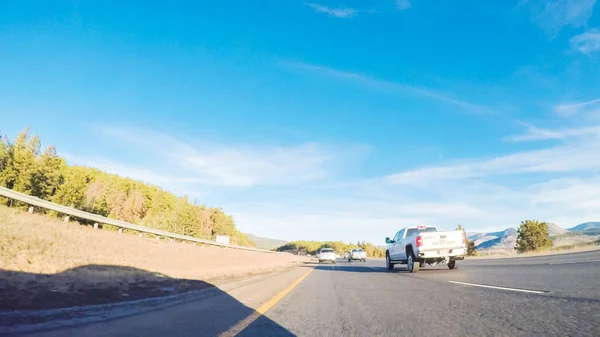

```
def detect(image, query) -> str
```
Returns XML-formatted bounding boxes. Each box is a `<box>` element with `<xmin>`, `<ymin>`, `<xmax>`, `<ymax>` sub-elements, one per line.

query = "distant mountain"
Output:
<box><xmin>547</xmin><ymin>223</ymin><xmax>568</xmax><ymax>236</ymax></box>
<box><xmin>569</xmin><ymin>222</ymin><xmax>600</xmax><ymax>232</ymax></box>
<box><xmin>476</xmin><ymin>234</ymin><xmax>518</xmax><ymax>250</ymax></box>
<box><xmin>246</xmin><ymin>234</ymin><xmax>287</xmax><ymax>251</ymax></box>
<box><xmin>471</xmin><ymin>224</ymin><xmax>569</xmax><ymax>251</ymax></box>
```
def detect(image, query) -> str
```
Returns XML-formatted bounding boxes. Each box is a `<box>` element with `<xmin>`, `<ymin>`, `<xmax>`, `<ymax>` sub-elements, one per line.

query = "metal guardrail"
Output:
<box><xmin>0</xmin><ymin>186</ymin><xmax>276</xmax><ymax>254</ymax></box>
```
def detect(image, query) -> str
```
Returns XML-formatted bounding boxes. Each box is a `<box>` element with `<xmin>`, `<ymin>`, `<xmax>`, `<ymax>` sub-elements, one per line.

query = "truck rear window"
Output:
<box><xmin>406</xmin><ymin>227</ymin><xmax>438</xmax><ymax>237</ymax></box>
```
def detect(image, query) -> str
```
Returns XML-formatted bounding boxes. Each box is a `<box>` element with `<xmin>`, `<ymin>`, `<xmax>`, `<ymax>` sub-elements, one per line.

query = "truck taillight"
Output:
<box><xmin>416</xmin><ymin>235</ymin><xmax>423</xmax><ymax>247</ymax></box>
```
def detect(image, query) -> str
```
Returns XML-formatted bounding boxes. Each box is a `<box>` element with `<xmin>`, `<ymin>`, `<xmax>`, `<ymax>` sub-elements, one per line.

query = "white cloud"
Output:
<box><xmin>507</xmin><ymin>124</ymin><xmax>600</xmax><ymax>141</ymax></box>
<box><xmin>85</xmin><ymin>126</ymin><xmax>347</xmax><ymax>188</ymax></box>
<box><xmin>570</xmin><ymin>29</ymin><xmax>600</xmax><ymax>54</ymax></box>
<box><xmin>521</xmin><ymin>0</ymin><xmax>597</xmax><ymax>34</ymax></box>
<box><xmin>61</xmin><ymin>123</ymin><xmax>600</xmax><ymax>244</ymax></box>
<box><xmin>553</xmin><ymin>97</ymin><xmax>600</xmax><ymax>117</ymax></box>
<box><xmin>396</xmin><ymin>0</ymin><xmax>412</xmax><ymax>10</ymax></box>
<box><xmin>279</xmin><ymin>61</ymin><xmax>490</xmax><ymax>113</ymax></box>
<box><xmin>387</xmin><ymin>136</ymin><xmax>600</xmax><ymax>184</ymax></box>
<box><xmin>305</xmin><ymin>3</ymin><xmax>359</xmax><ymax>18</ymax></box>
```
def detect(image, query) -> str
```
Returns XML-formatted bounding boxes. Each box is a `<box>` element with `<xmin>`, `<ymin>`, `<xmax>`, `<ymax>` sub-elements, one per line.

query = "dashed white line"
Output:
<box><xmin>448</xmin><ymin>281</ymin><xmax>546</xmax><ymax>294</ymax></box>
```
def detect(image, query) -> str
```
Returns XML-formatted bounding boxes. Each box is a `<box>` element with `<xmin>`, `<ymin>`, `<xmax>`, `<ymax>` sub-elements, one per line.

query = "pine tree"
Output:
<box><xmin>515</xmin><ymin>220</ymin><xmax>553</xmax><ymax>253</ymax></box>
<box><xmin>36</xmin><ymin>145</ymin><xmax>65</xmax><ymax>199</ymax></box>
<box><xmin>10</xmin><ymin>128</ymin><xmax>40</xmax><ymax>196</ymax></box>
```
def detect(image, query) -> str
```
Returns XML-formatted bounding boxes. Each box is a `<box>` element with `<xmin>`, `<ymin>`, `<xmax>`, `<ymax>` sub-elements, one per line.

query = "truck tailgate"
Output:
<box><xmin>420</xmin><ymin>230</ymin><xmax>464</xmax><ymax>250</ymax></box>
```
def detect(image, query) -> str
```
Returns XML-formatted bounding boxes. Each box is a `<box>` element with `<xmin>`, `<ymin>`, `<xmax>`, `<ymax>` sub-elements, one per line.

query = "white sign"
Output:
<box><xmin>216</xmin><ymin>235</ymin><xmax>230</xmax><ymax>245</ymax></box>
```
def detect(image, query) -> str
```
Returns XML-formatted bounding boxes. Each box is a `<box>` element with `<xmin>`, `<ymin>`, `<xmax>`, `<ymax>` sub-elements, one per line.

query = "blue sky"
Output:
<box><xmin>1</xmin><ymin>0</ymin><xmax>600</xmax><ymax>244</ymax></box>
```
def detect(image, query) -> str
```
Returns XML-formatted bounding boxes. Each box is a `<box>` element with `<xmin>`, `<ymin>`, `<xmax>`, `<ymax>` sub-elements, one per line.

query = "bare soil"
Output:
<box><xmin>0</xmin><ymin>206</ymin><xmax>305</xmax><ymax>310</ymax></box>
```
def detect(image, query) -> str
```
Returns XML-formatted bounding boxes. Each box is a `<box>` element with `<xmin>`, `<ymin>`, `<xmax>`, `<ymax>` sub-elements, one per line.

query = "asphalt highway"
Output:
<box><xmin>17</xmin><ymin>250</ymin><xmax>600</xmax><ymax>337</ymax></box>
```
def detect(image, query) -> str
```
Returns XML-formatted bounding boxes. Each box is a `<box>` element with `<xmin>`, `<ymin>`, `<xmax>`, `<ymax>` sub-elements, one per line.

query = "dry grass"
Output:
<box><xmin>0</xmin><ymin>205</ymin><xmax>305</xmax><ymax>310</ymax></box>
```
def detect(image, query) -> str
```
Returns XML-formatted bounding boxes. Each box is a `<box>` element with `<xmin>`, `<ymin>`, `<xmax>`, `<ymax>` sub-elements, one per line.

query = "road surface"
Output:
<box><xmin>14</xmin><ymin>250</ymin><xmax>600</xmax><ymax>337</ymax></box>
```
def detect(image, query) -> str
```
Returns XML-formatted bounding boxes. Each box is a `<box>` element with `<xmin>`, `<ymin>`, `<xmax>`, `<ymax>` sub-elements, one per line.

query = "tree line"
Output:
<box><xmin>0</xmin><ymin>128</ymin><xmax>255</xmax><ymax>247</ymax></box>
<box><xmin>276</xmin><ymin>240</ymin><xmax>387</xmax><ymax>258</ymax></box>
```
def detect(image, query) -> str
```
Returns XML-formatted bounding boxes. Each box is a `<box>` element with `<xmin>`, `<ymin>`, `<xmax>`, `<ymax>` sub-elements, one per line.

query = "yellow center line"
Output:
<box><xmin>218</xmin><ymin>268</ymin><xmax>314</xmax><ymax>337</ymax></box>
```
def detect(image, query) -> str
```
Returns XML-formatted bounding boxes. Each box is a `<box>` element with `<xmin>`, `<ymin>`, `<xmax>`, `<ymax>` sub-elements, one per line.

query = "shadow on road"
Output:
<box><xmin>306</xmin><ymin>261</ymin><xmax>456</xmax><ymax>274</ymax></box>
<box><xmin>0</xmin><ymin>265</ymin><xmax>295</xmax><ymax>336</ymax></box>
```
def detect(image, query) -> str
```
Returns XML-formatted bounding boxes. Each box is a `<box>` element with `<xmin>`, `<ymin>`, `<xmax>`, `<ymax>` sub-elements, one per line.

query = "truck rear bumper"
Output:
<box><xmin>417</xmin><ymin>248</ymin><xmax>465</xmax><ymax>259</ymax></box>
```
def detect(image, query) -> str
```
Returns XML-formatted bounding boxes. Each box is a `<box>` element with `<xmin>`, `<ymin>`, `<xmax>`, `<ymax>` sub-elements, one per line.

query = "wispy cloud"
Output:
<box><xmin>570</xmin><ymin>29</ymin><xmax>600</xmax><ymax>54</ymax></box>
<box><xmin>84</xmin><ymin>126</ymin><xmax>349</xmax><ymax>188</ymax></box>
<box><xmin>87</xmin><ymin>127</ymin><xmax>364</xmax><ymax>190</ymax></box>
<box><xmin>395</xmin><ymin>0</ymin><xmax>412</xmax><ymax>10</ymax></box>
<box><xmin>553</xmin><ymin>97</ymin><xmax>600</xmax><ymax>117</ymax></box>
<box><xmin>387</xmin><ymin>137</ymin><xmax>600</xmax><ymax>184</ymax></box>
<box><xmin>507</xmin><ymin>124</ymin><xmax>600</xmax><ymax>141</ymax></box>
<box><xmin>61</xmin><ymin>124</ymin><xmax>600</xmax><ymax>243</ymax></box>
<box><xmin>520</xmin><ymin>0</ymin><xmax>597</xmax><ymax>34</ymax></box>
<box><xmin>305</xmin><ymin>3</ymin><xmax>359</xmax><ymax>18</ymax></box>
<box><xmin>279</xmin><ymin>61</ymin><xmax>490</xmax><ymax>113</ymax></box>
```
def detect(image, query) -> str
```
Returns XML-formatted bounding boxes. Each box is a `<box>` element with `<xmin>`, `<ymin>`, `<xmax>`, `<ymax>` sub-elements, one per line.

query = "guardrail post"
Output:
<box><xmin>93</xmin><ymin>223</ymin><xmax>99</xmax><ymax>229</ymax></box>
<box><xmin>156</xmin><ymin>236</ymin><xmax>160</xmax><ymax>240</ymax></box>
<box><xmin>170</xmin><ymin>238</ymin><xmax>174</xmax><ymax>243</ymax></box>
<box><xmin>28</xmin><ymin>206</ymin><xmax>34</xmax><ymax>213</ymax></box>
<box><xmin>118</xmin><ymin>228</ymin><xmax>123</xmax><ymax>234</ymax></box>
<box><xmin>64</xmin><ymin>216</ymin><xmax>69</xmax><ymax>223</ymax></box>
<box><xmin>193</xmin><ymin>243</ymin><xmax>196</xmax><ymax>246</ymax></box>
<box><xmin>138</xmin><ymin>233</ymin><xmax>143</xmax><ymax>238</ymax></box>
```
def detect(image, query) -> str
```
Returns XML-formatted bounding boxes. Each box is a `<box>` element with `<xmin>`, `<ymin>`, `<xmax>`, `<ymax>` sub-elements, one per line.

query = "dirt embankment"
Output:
<box><xmin>0</xmin><ymin>206</ymin><xmax>306</xmax><ymax>310</ymax></box>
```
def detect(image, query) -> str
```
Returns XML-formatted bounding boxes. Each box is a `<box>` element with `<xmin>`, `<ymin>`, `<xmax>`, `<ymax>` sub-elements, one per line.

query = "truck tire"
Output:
<box><xmin>386</xmin><ymin>252</ymin><xmax>395</xmax><ymax>271</ymax></box>
<box><xmin>448</xmin><ymin>259</ymin><xmax>458</xmax><ymax>270</ymax></box>
<box><xmin>407</xmin><ymin>252</ymin><xmax>420</xmax><ymax>273</ymax></box>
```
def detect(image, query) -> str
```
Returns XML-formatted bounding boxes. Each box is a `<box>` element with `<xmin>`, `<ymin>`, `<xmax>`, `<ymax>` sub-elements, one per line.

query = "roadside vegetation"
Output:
<box><xmin>0</xmin><ymin>127</ymin><xmax>253</xmax><ymax>246</ymax></box>
<box><xmin>456</xmin><ymin>225</ymin><xmax>477</xmax><ymax>256</ymax></box>
<box><xmin>515</xmin><ymin>220</ymin><xmax>553</xmax><ymax>253</ymax></box>
<box><xmin>276</xmin><ymin>240</ymin><xmax>386</xmax><ymax>258</ymax></box>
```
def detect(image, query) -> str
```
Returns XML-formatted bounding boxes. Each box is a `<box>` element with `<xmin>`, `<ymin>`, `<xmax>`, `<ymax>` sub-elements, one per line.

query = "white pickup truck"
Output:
<box><xmin>348</xmin><ymin>248</ymin><xmax>367</xmax><ymax>262</ymax></box>
<box><xmin>385</xmin><ymin>225</ymin><xmax>466</xmax><ymax>273</ymax></box>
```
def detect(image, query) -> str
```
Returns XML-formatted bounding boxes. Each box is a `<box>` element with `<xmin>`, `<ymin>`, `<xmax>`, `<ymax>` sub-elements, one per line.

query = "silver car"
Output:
<box><xmin>318</xmin><ymin>248</ymin><xmax>337</xmax><ymax>264</ymax></box>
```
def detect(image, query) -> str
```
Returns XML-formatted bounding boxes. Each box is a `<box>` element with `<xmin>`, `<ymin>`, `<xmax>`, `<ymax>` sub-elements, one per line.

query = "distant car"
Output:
<box><xmin>318</xmin><ymin>248</ymin><xmax>336</xmax><ymax>264</ymax></box>
<box><xmin>348</xmin><ymin>248</ymin><xmax>367</xmax><ymax>262</ymax></box>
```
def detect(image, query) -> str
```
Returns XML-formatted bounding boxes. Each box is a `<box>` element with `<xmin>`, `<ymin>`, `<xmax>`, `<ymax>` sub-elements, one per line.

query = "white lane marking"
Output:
<box><xmin>546</xmin><ymin>259</ymin><xmax>600</xmax><ymax>265</ymax></box>
<box><xmin>448</xmin><ymin>281</ymin><xmax>546</xmax><ymax>294</ymax></box>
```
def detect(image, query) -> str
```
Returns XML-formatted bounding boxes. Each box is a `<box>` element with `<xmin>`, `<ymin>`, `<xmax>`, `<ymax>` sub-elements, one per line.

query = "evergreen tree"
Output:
<box><xmin>515</xmin><ymin>220</ymin><xmax>553</xmax><ymax>253</ymax></box>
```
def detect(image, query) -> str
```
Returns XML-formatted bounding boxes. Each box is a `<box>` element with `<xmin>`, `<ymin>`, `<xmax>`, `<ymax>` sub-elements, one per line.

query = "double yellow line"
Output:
<box><xmin>219</xmin><ymin>268</ymin><xmax>314</xmax><ymax>337</ymax></box>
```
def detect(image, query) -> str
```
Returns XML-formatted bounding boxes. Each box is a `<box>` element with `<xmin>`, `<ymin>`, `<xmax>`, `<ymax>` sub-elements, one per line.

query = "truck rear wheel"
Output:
<box><xmin>448</xmin><ymin>260</ymin><xmax>458</xmax><ymax>270</ymax></box>
<box><xmin>407</xmin><ymin>253</ymin><xmax>420</xmax><ymax>273</ymax></box>
<box><xmin>386</xmin><ymin>253</ymin><xmax>395</xmax><ymax>271</ymax></box>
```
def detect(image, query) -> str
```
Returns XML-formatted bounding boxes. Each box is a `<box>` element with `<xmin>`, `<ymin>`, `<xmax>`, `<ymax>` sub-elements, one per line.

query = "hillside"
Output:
<box><xmin>0</xmin><ymin>128</ymin><xmax>254</xmax><ymax>247</ymax></box>
<box><xmin>246</xmin><ymin>234</ymin><xmax>287</xmax><ymax>251</ymax></box>
<box><xmin>0</xmin><ymin>205</ymin><xmax>305</xmax><ymax>310</ymax></box>
<box><xmin>569</xmin><ymin>222</ymin><xmax>600</xmax><ymax>232</ymax></box>
<box><xmin>473</xmin><ymin>222</ymin><xmax>598</xmax><ymax>251</ymax></box>
<box><xmin>547</xmin><ymin>223</ymin><xmax>568</xmax><ymax>236</ymax></box>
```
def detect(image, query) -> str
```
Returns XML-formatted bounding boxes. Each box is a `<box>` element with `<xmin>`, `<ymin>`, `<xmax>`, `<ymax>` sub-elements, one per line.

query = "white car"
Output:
<box><xmin>318</xmin><ymin>248</ymin><xmax>337</xmax><ymax>264</ymax></box>
<box><xmin>348</xmin><ymin>248</ymin><xmax>367</xmax><ymax>262</ymax></box>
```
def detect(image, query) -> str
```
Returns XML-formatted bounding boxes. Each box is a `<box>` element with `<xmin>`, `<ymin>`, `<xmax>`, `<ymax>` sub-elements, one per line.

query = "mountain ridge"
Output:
<box><xmin>470</xmin><ymin>221</ymin><xmax>598</xmax><ymax>250</ymax></box>
<box><xmin>245</xmin><ymin>233</ymin><xmax>287</xmax><ymax>251</ymax></box>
